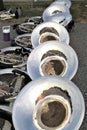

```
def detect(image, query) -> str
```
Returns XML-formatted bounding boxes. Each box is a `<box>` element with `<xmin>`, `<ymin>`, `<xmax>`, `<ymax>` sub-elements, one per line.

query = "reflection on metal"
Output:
<box><xmin>25</xmin><ymin>16</ymin><xmax>43</xmax><ymax>25</ymax></box>
<box><xmin>0</xmin><ymin>105</ymin><xmax>12</xmax><ymax>113</ymax></box>
<box><xmin>31</xmin><ymin>21</ymin><xmax>70</xmax><ymax>48</ymax></box>
<box><xmin>15</xmin><ymin>34</ymin><xmax>33</xmax><ymax>49</ymax></box>
<box><xmin>51</xmin><ymin>0</ymin><xmax>72</xmax><ymax>8</ymax></box>
<box><xmin>42</xmin><ymin>4</ymin><xmax>70</xmax><ymax>22</ymax></box>
<box><xmin>0</xmin><ymin>46</ymin><xmax>30</xmax><ymax>68</ymax></box>
<box><xmin>0</xmin><ymin>68</ymin><xmax>31</xmax><ymax>130</ymax></box>
<box><xmin>44</xmin><ymin>12</ymin><xmax>72</xmax><ymax>27</ymax></box>
<box><xmin>17</xmin><ymin>22</ymin><xmax>35</xmax><ymax>34</ymax></box>
<box><xmin>27</xmin><ymin>41</ymin><xmax>78</xmax><ymax>80</ymax></box>
<box><xmin>12</xmin><ymin>76</ymin><xmax>85</xmax><ymax>130</ymax></box>
<box><xmin>0</xmin><ymin>68</ymin><xmax>31</xmax><ymax>109</ymax></box>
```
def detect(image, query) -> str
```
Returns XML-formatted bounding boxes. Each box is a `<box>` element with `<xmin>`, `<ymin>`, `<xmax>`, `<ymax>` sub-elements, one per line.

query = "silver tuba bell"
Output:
<box><xmin>43</xmin><ymin>12</ymin><xmax>72</xmax><ymax>27</ymax></box>
<box><xmin>31</xmin><ymin>21</ymin><xmax>70</xmax><ymax>48</ymax></box>
<box><xmin>50</xmin><ymin>0</ymin><xmax>72</xmax><ymax>9</ymax></box>
<box><xmin>12</xmin><ymin>76</ymin><xmax>85</xmax><ymax>130</ymax></box>
<box><xmin>42</xmin><ymin>4</ymin><xmax>70</xmax><ymax>22</ymax></box>
<box><xmin>27</xmin><ymin>41</ymin><xmax>78</xmax><ymax>80</ymax></box>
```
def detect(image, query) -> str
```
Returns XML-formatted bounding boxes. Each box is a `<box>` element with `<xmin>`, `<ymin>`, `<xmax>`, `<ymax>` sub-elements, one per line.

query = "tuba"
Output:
<box><xmin>27</xmin><ymin>41</ymin><xmax>78</xmax><ymax>80</ymax></box>
<box><xmin>12</xmin><ymin>1</ymin><xmax>85</xmax><ymax>130</ymax></box>
<box><xmin>43</xmin><ymin>12</ymin><xmax>72</xmax><ymax>27</ymax></box>
<box><xmin>31</xmin><ymin>21</ymin><xmax>70</xmax><ymax>48</ymax></box>
<box><xmin>42</xmin><ymin>4</ymin><xmax>70</xmax><ymax>22</ymax></box>
<box><xmin>12</xmin><ymin>76</ymin><xmax>85</xmax><ymax>130</ymax></box>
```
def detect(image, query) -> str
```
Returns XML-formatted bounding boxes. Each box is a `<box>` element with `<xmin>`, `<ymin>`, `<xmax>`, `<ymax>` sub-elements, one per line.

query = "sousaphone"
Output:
<box><xmin>31</xmin><ymin>21</ymin><xmax>70</xmax><ymax>48</ymax></box>
<box><xmin>43</xmin><ymin>12</ymin><xmax>72</xmax><ymax>27</ymax></box>
<box><xmin>12</xmin><ymin>76</ymin><xmax>85</xmax><ymax>130</ymax></box>
<box><xmin>27</xmin><ymin>41</ymin><xmax>78</xmax><ymax>80</ymax></box>
<box><xmin>42</xmin><ymin>4</ymin><xmax>70</xmax><ymax>22</ymax></box>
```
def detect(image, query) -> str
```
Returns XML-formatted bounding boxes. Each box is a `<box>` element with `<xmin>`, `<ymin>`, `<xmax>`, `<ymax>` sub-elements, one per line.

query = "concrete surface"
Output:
<box><xmin>70</xmin><ymin>23</ymin><xmax>87</xmax><ymax>130</ymax></box>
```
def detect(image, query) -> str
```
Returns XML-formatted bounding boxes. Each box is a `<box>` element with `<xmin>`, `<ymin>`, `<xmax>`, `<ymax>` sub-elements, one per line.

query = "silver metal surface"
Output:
<box><xmin>42</xmin><ymin>4</ymin><xmax>70</xmax><ymax>22</ymax></box>
<box><xmin>31</xmin><ymin>21</ymin><xmax>70</xmax><ymax>48</ymax></box>
<box><xmin>0</xmin><ymin>68</ymin><xmax>28</xmax><ymax>75</ymax></box>
<box><xmin>26</xmin><ymin>16</ymin><xmax>42</xmax><ymax>24</ymax></box>
<box><xmin>44</xmin><ymin>12</ymin><xmax>72</xmax><ymax>27</ymax></box>
<box><xmin>51</xmin><ymin>0</ymin><xmax>72</xmax><ymax>8</ymax></box>
<box><xmin>15</xmin><ymin>33</ymin><xmax>33</xmax><ymax>50</ymax></box>
<box><xmin>0</xmin><ymin>46</ymin><xmax>29</xmax><ymax>68</ymax></box>
<box><xmin>12</xmin><ymin>76</ymin><xmax>85</xmax><ymax>130</ymax></box>
<box><xmin>0</xmin><ymin>68</ymin><xmax>30</xmax><ymax>113</ymax></box>
<box><xmin>27</xmin><ymin>41</ymin><xmax>78</xmax><ymax>80</ymax></box>
<box><xmin>0</xmin><ymin>105</ymin><xmax>12</xmax><ymax>113</ymax></box>
<box><xmin>18</xmin><ymin>22</ymin><xmax>35</xmax><ymax>33</ymax></box>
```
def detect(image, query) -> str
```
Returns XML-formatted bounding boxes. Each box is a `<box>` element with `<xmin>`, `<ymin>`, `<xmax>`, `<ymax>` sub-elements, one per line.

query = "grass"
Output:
<box><xmin>0</xmin><ymin>1</ymin><xmax>87</xmax><ymax>24</ymax></box>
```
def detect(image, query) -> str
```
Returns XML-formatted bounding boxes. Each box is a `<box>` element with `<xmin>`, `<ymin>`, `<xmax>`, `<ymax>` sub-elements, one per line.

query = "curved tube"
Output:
<box><xmin>50</xmin><ymin>0</ymin><xmax>72</xmax><ymax>8</ymax></box>
<box><xmin>15</xmin><ymin>33</ymin><xmax>33</xmax><ymax>50</ymax></box>
<box><xmin>0</xmin><ymin>46</ymin><xmax>31</xmax><ymax>68</ymax></box>
<box><xmin>16</xmin><ymin>22</ymin><xmax>35</xmax><ymax>34</ymax></box>
<box><xmin>42</xmin><ymin>4</ymin><xmax>70</xmax><ymax>22</ymax></box>
<box><xmin>43</xmin><ymin>12</ymin><xmax>72</xmax><ymax>27</ymax></box>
